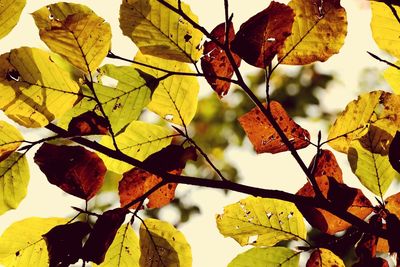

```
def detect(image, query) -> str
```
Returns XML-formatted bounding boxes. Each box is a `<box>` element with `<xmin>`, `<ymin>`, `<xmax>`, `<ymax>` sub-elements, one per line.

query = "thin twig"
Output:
<box><xmin>367</xmin><ymin>51</ymin><xmax>400</xmax><ymax>70</ymax></box>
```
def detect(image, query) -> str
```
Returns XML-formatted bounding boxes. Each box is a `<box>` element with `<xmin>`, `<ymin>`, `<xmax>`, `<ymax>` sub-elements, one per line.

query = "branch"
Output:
<box><xmin>367</xmin><ymin>51</ymin><xmax>400</xmax><ymax>70</ymax></box>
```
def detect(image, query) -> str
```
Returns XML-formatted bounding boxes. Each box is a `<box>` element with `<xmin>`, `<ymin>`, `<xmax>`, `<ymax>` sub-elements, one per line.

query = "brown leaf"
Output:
<box><xmin>310</xmin><ymin>150</ymin><xmax>343</xmax><ymax>183</ymax></box>
<box><xmin>201</xmin><ymin>22</ymin><xmax>241</xmax><ymax>97</ymax></box>
<box><xmin>34</xmin><ymin>143</ymin><xmax>107</xmax><ymax>200</ymax></box>
<box><xmin>238</xmin><ymin>101</ymin><xmax>310</xmax><ymax>154</ymax></box>
<box><xmin>43</xmin><ymin>222</ymin><xmax>91</xmax><ymax>267</ymax></box>
<box><xmin>377</xmin><ymin>192</ymin><xmax>400</xmax><ymax>253</ymax></box>
<box><xmin>82</xmin><ymin>208</ymin><xmax>127</xmax><ymax>264</ymax></box>
<box><xmin>389</xmin><ymin>131</ymin><xmax>400</xmax><ymax>173</ymax></box>
<box><xmin>354</xmin><ymin>215</ymin><xmax>381</xmax><ymax>264</ymax></box>
<box><xmin>68</xmin><ymin>111</ymin><xmax>109</xmax><ymax>136</ymax></box>
<box><xmin>231</xmin><ymin>1</ymin><xmax>294</xmax><ymax>68</ymax></box>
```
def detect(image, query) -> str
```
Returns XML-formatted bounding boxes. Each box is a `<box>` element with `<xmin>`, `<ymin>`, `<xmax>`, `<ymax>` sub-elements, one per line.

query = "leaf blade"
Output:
<box><xmin>228</xmin><ymin>247</ymin><xmax>299</xmax><ymax>267</ymax></box>
<box><xmin>0</xmin><ymin>0</ymin><xmax>26</xmax><ymax>40</ymax></box>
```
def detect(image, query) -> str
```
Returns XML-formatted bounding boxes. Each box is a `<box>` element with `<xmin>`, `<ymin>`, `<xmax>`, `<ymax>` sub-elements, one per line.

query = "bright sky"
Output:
<box><xmin>0</xmin><ymin>0</ymin><xmax>396</xmax><ymax>267</ymax></box>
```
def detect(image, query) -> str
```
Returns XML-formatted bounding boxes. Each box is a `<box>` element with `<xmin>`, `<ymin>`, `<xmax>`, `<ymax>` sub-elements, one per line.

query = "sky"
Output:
<box><xmin>0</xmin><ymin>0</ymin><xmax>397</xmax><ymax>266</ymax></box>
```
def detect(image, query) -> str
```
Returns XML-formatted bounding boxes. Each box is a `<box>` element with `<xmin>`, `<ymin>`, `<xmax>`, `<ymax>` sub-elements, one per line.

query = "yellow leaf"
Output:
<box><xmin>216</xmin><ymin>196</ymin><xmax>306</xmax><ymax>247</ymax></box>
<box><xmin>328</xmin><ymin>90</ymin><xmax>400</xmax><ymax>153</ymax></box>
<box><xmin>100</xmin><ymin>121</ymin><xmax>173</xmax><ymax>173</ymax></box>
<box><xmin>307</xmin><ymin>248</ymin><xmax>344</xmax><ymax>267</ymax></box>
<box><xmin>0</xmin><ymin>47</ymin><xmax>80</xmax><ymax>127</ymax></box>
<box><xmin>371</xmin><ymin>1</ymin><xmax>400</xmax><ymax>58</ymax></box>
<box><xmin>228</xmin><ymin>247</ymin><xmax>299</xmax><ymax>267</ymax></box>
<box><xmin>0</xmin><ymin>153</ymin><xmax>29</xmax><ymax>215</ymax></box>
<box><xmin>0</xmin><ymin>217</ymin><xmax>69</xmax><ymax>266</ymax></box>
<box><xmin>0</xmin><ymin>0</ymin><xmax>26</xmax><ymax>39</ymax></box>
<box><xmin>34</xmin><ymin>11</ymin><xmax>111</xmax><ymax>73</ymax></box>
<box><xmin>0</xmin><ymin>121</ymin><xmax>23</xmax><ymax>161</ymax></box>
<box><xmin>95</xmin><ymin>223</ymin><xmax>140</xmax><ymax>267</ymax></box>
<box><xmin>278</xmin><ymin>0</ymin><xmax>347</xmax><ymax>65</ymax></box>
<box><xmin>383</xmin><ymin>61</ymin><xmax>400</xmax><ymax>94</ymax></box>
<box><xmin>348</xmin><ymin>125</ymin><xmax>397</xmax><ymax>196</ymax></box>
<box><xmin>134</xmin><ymin>52</ymin><xmax>199</xmax><ymax>126</ymax></box>
<box><xmin>140</xmin><ymin>218</ymin><xmax>192</xmax><ymax>267</ymax></box>
<box><xmin>120</xmin><ymin>0</ymin><xmax>203</xmax><ymax>63</ymax></box>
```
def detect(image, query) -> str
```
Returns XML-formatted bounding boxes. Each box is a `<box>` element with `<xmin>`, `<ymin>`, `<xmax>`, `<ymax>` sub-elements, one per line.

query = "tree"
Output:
<box><xmin>0</xmin><ymin>0</ymin><xmax>399</xmax><ymax>266</ymax></box>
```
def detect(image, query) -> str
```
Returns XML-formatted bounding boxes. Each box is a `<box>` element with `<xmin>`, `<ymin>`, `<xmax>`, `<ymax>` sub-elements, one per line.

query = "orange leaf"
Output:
<box><xmin>238</xmin><ymin>101</ymin><xmax>310</xmax><ymax>154</ymax></box>
<box><xmin>201</xmin><ymin>21</ymin><xmax>241</xmax><ymax>97</ymax></box>
<box><xmin>310</xmin><ymin>150</ymin><xmax>343</xmax><ymax>183</ymax></box>
<box><xmin>34</xmin><ymin>143</ymin><xmax>107</xmax><ymax>200</ymax></box>
<box><xmin>68</xmin><ymin>111</ymin><xmax>109</xmax><ymax>136</ymax></box>
<box><xmin>231</xmin><ymin>1</ymin><xmax>294</xmax><ymax>68</ymax></box>
<box><xmin>377</xmin><ymin>192</ymin><xmax>400</xmax><ymax>253</ymax></box>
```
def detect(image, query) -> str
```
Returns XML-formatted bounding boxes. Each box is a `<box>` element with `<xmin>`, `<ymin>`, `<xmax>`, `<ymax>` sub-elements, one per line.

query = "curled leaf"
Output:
<box><xmin>238</xmin><ymin>101</ymin><xmax>310</xmax><ymax>154</ymax></box>
<box><xmin>34</xmin><ymin>143</ymin><xmax>107</xmax><ymax>200</ymax></box>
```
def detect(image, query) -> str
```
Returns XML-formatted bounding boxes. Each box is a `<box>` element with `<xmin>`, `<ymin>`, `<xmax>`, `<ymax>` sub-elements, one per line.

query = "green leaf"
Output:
<box><xmin>328</xmin><ymin>90</ymin><xmax>400</xmax><ymax>153</ymax></box>
<box><xmin>0</xmin><ymin>153</ymin><xmax>29</xmax><ymax>215</ymax></box>
<box><xmin>228</xmin><ymin>247</ymin><xmax>299</xmax><ymax>267</ymax></box>
<box><xmin>100</xmin><ymin>121</ymin><xmax>173</xmax><ymax>173</ymax></box>
<box><xmin>140</xmin><ymin>218</ymin><xmax>192</xmax><ymax>267</ymax></box>
<box><xmin>120</xmin><ymin>0</ymin><xmax>203</xmax><ymax>62</ymax></box>
<box><xmin>134</xmin><ymin>52</ymin><xmax>199</xmax><ymax>126</ymax></box>
<box><xmin>216</xmin><ymin>196</ymin><xmax>306</xmax><ymax>247</ymax></box>
<box><xmin>96</xmin><ymin>223</ymin><xmax>140</xmax><ymax>267</ymax></box>
<box><xmin>0</xmin><ymin>217</ymin><xmax>69</xmax><ymax>266</ymax></box>
<box><xmin>0</xmin><ymin>47</ymin><xmax>80</xmax><ymax>127</ymax></box>
<box><xmin>33</xmin><ymin>9</ymin><xmax>111</xmax><ymax>73</ymax></box>
<box><xmin>370</xmin><ymin>1</ymin><xmax>400</xmax><ymax>59</ymax></box>
<box><xmin>0</xmin><ymin>121</ymin><xmax>23</xmax><ymax>161</ymax></box>
<box><xmin>348</xmin><ymin>125</ymin><xmax>397</xmax><ymax>196</ymax></box>
<box><xmin>0</xmin><ymin>0</ymin><xmax>26</xmax><ymax>40</ymax></box>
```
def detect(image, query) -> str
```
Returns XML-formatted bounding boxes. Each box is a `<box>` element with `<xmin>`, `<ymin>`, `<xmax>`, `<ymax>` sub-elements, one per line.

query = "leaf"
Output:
<box><xmin>68</xmin><ymin>111</ymin><xmax>109</xmax><ymax>136</ymax></box>
<box><xmin>383</xmin><ymin>61</ymin><xmax>400</xmax><ymax>94</ymax></box>
<box><xmin>120</xmin><ymin>0</ymin><xmax>203</xmax><ymax>63</ymax></box>
<box><xmin>43</xmin><ymin>221</ymin><xmax>91</xmax><ymax>267</ymax></box>
<box><xmin>231</xmin><ymin>1</ymin><xmax>294</xmax><ymax>68</ymax></box>
<box><xmin>82</xmin><ymin>208</ymin><xmax>127</xmax><ymax>264</ymax></box>
<box><xmin>216</xmin><ymin>196</ymin><xmax>306</xmax><ymax>247</ymax></box>
<box><xmin>328</xmin><ymin>90</ymin><xmax>400</xmax><ymax>154</ymax></box>
<box><xmin>100</xmin><ymin>121</ymin><xmax>173</xmax><ymax>174</ymax></box>
<box><xmin>310</xmin><ymin>150</ymin><xmax>343</xmax><ymax>183</ymax></box>
<box><xmin>133</xmin><ymin>52</ymin><xmax>199</xmax><ymax>126</ymax></box>
<box><xmin>306</xmin><ymin>248</ymin><xmax>344</xmax><ymax>267</ymax></box>
<box><xmin>139</xmin><ymin>218</ymin><xmax>192</xmax><ymax>267</ymax></box>
<box><xmin>0</xmin><ymin>0</ymin><xmax>26</xmax><ymax>40</ymax></box>
<box><xmin>34</xmin><ymin>143</ymin><xmax>107</xmax><ymax>200</ymax></box>
<box><xmin>0</xmin><ymin>152</ymin><xmax>29</xmax><ymax>215</ymax></box>
<box><xmin>277</xmin><ymin>0</ymin><xmax>347</xmax><ymax>65</ymax></box>
<box><xmin>370</xmin><ymin>1</ymin><xmax>400</xmax><ymax>59</ymax></box>
<box><xmin>0</xmin><ymin>121</ymin><xmax>23</xmax><ymax>161</ymax></box>
<box><xmin>389</xmin><ymin>131</ymin><xmax>400</xmax><ymax>173</ymax></box>
<box><xmin>238</xmin><ymin>101</ymin><xmax>310</xmax><ymax>154</ymax></box>
<box><xmin>0</xmin><ymin>47</ymin><xmax>80</xmax><ymax>127</ymax></box>
<box><xmin>227</xmin><ymin>247</ymin><xmax>299</xmax><ymax>267</ymax></box>
<box><xmin>0</xmin><ymin>217</ymin><xmax>69</xmax><ymax>266</ymax></box>
<box><xmin>143</xmin><ymin>145</ymin><xmax>197</xmax><ymax>172</ymax></box>
<box><xmin>348</xmin><ymin>125</ymin><xmax>397</xmax><ymax>196</ymax></box>
<box><xmin>201</xmin><ymin>22</ymin><xmax>240</xmax><ymax>97</ymax></box>
<box><xmin>95</xmin><ymin>223</ymin><xmax>140</xmax><ymax>267</ymax></box>
<box><xmin>33</xmin><ymin>5</ymin><xmax>110</xmax><ymax>73</ymax></box>
<box><xmin>386</xmin><ymin>213</ymin><xmax>400</xmax><ymax>253</ymax></box>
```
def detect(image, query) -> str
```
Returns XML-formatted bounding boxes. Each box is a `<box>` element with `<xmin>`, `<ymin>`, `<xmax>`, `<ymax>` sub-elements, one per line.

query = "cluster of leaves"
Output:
<box><xmin>1</xmin><ymin>0</ymin><xmax>400</xmax><ymax>266</ymax></box>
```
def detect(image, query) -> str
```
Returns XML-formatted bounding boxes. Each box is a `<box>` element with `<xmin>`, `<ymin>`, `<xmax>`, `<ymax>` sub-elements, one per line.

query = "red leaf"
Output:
<box><xmin>201</xmin><ymin>22</ymin><xmax>241</xmax><ymax>97</ymax></box>
<box><xmin>231</xmin><ymin>1</ymin><xmax>294</xmax><ymax>68</ymax></box>
<box><xmin>68</xmin><ymin>111</ymin><xmax>109</xmax><ymax>136</ymax></box>
<box><xmin>238</xmin><ymin>101</ymin><xmax>310</xmax><ymax>154</ymax></box>
<box><xmin>34</xmin><ymin>143</ymin><xmax>107</xmax><ymax>200</ymax></box>
<box><xmin>82</xmin><ymin>208</ymin><xmax>127</xmax><ymax>264</ymax></box>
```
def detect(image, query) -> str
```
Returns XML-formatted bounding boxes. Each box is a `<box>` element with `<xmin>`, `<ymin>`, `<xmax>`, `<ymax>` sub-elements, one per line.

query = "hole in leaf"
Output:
<box><xmin>248</xmin><ymin>235</ymin><xmax>258</xmax><ymax>244</ymax></box>
<box><xmin>266</xmin><ymin>211</ymin><xmax>272</xmax><ymax>219</ymax></box>
<box><xmin>164</xmin><ymin>114</ymin><xmax>174</xmax><ymax>121</ymax></box>
<box><xmin>266</xmin><ymin>37</ymin><xmax>276</xmax><ymax>42</ymax></box>
<box><xmin>6</xmin><ymin>69</ymin><xmax>20</xmax><ymax>82</ymax></box>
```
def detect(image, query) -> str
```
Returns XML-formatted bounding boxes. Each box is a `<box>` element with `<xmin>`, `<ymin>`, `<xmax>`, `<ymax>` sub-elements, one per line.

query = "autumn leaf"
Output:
<box><xmin>238</xmin><ymin>101</ymin><xmax>310</xmax><ymax>154</ymax></box>
<box><xmin>278</xmin><ymin>0</ymin><xmax>347</xmax><ymax>65</ymax></box>
<box><xmin>82</xmin><ymin>208</ymin><xmax>127</xmax><ymax>264</ymax></box>
<box><xmin>68</xmin><ymin>111</ymin><xmax>109</xmax><ymax>136</ymax></box>
<box><xmin>0</xmin><ymin>0</ymin><xmax>26</xmax><ymax>40</ymax></box>
<box><xmin>389</xmin><ymin>131</ymin><xmax>400</xmax><ymax>173</ymax></box>
<box><xmin>34</xmin><ymin>143</ymin><xmax>107</xmax><ymax>200</ymax></box>
<box><xmin>0</xmin><ymin>217</ymin><xmax>69</xmax><ymax>267</ymax></box>
<box><xmin>310</xmin><ymin>150</ymin><xmax>343</xmax><ymax>183</ymax></box>
<box><xmin>0</xmin><ymin>121</ymin><xmax>23</xmax><ymax>162</ymax></box>
<box><xmin>216</xmin><ymin>196</ymin><xmax>306</xmax><ymax>246</ymax></box>
<box><xmin>383</xmin><ymin>61</ymin><xmax>400</xmax><ymax>94</ymax></box>
<box><xmin>33</xmin><ymin>5</ymin><xmax>111</xmax><ymax>73</ymax></box>
<box><xmin>201</xmin><ymin>21</ymin><xmax>241</xmax><ymax>97</ymax></box>
<box><xmin>139</xmin><ymin>218</ymin><xmax>192</xmax><ymax>267</ymax></box>
<box><xmin>43</xmin><ymin>221</ymin><xmax>91</xmax><ymax>267</ymax></box>
<box><xmin>0</xmin><ymin>47</ymin><xmax>80</xmax><ymax>127</ymax></box>
<box><xmin>231</xmin><ymin>1</ymin><xmax>294</xmax><ymax>68</ymax></box>
<box><xmin>228</xmin><ymin>247</ymin><xmax>299</xmax><ymax>267</ymax></box>
<box><xmin>120</xmin><ymin>0</ymin><xmax>203</xmax><ymax>62</ymax></box>
<box><xmin>306</xmin><ymin>248</ymin><xmax>344</xmax><ymax>267</ymax></box>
